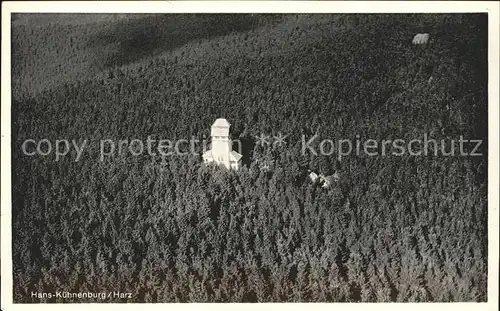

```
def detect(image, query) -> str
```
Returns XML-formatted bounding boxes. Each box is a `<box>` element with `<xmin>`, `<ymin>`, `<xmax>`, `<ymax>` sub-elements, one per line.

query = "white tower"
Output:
<box><xmin>202</xmin><ymin>118</ymin><xmax>242</xmax><ymax>170</ymax></box>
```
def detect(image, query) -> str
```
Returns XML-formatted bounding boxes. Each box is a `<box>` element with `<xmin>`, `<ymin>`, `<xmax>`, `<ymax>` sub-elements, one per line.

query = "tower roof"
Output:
<box><xmin>212</xmin><ymin>118</ymin><xmax>230</xmax><ymax>128</ymax></box>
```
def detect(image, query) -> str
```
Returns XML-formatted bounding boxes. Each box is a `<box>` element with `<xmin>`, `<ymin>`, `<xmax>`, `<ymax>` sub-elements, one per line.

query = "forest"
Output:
<box><xmin>11</xmin><ymin>13</ymin><xmax>488</xmax><ymax>302</ymax></box>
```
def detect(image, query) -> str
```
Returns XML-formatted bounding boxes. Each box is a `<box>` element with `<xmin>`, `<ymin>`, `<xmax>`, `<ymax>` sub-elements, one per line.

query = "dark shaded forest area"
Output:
<box><xmin>11</xmin><ymin>14</ymin><xmax>487</xmax><ymax>302</ymax></box>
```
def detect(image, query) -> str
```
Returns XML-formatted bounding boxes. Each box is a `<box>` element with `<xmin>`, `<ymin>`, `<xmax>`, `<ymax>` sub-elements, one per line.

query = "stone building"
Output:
<box><xmin>202</xmin><ymin>118</ymin><xmax>242</xmax><ymax>170</ymax></box>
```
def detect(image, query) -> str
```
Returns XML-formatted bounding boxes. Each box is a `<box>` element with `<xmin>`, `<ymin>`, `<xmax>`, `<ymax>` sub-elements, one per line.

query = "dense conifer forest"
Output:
<box><xmin>11</xmin><ymin>14</ymin><xmax>488</xmax><ymax>302</ymax></box>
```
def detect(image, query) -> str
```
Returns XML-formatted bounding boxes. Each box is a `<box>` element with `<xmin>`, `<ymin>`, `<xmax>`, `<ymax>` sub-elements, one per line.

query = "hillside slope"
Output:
<box><xmin>11</xmin><ymin>14</ymin><xmax>488</xmax><ymax>302</ymax></box>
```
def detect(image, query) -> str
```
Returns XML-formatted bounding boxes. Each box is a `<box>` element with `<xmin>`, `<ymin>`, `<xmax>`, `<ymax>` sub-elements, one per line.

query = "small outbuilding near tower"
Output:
<box><xmin>202</xmin><ymin>118</ymin><xmax>242</xmax><ymax>170</ymax></box>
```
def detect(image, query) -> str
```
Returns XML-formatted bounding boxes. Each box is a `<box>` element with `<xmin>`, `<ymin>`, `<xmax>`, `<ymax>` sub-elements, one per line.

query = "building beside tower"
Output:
<box><xmin>202</xmin><ymin>118</ymin><xmax>242</xmax><ymax>170</ymax></box>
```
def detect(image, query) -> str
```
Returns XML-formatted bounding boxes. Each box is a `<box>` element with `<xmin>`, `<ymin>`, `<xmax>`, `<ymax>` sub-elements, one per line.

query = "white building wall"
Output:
<box><xmin>203</xmin><ymin>118</ymin><xmax>241</xmax><ymax>171</ymax></box>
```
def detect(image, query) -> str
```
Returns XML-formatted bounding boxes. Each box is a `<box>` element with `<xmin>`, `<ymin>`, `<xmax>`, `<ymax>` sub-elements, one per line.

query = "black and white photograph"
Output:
<box><xmin>1</xmin><ymin>1</ymin><xmax>499</xmax><ymax>309</ymax></box>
